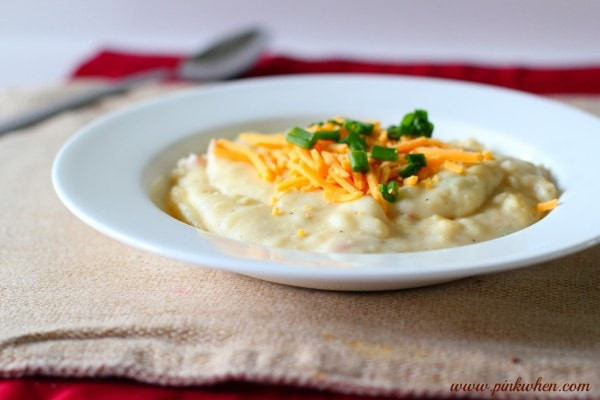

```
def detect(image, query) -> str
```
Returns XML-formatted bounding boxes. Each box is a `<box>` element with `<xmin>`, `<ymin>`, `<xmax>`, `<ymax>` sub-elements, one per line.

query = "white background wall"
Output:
<box><xmin>1</xmin><ymin>0</ymin><xmax>599</xmax><ymax>86</ymax></box>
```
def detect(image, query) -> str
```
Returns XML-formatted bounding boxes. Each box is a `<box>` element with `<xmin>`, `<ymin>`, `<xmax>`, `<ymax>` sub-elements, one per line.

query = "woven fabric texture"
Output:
<box><xmin>1</xmin><ymin>84</ymin><xmax>598</xmax><ymax>399</ymax></box>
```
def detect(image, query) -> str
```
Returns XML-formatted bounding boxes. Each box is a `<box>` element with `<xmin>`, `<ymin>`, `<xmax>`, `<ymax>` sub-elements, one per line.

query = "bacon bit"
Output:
<box><xmin>537</xmin><ymin>198</ymin><xmax>558</xmax><ymax>212</ymax></box>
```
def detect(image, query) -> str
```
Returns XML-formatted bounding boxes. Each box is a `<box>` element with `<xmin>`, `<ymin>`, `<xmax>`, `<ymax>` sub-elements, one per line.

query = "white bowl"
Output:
<box><xmin>52</xmin><ymin>75</ymin><xmax>600</xmax><ymax>291</ymax></box>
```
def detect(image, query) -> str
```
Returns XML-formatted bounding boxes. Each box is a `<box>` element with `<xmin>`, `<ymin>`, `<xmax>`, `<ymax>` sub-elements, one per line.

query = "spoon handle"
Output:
<box><xmin>0</xmin><ymin>69</ymin><xmax>169</xmax><ymax>136</ymax></box>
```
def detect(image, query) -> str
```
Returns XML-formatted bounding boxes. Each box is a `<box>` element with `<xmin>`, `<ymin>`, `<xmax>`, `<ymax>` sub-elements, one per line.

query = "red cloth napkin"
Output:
<box><xmin>72</xmin><ymin>50</ymin><xmax>600</xmax><ymax>94</ymax></box>
<box><xmin>0</xmin><ymin>378</ymin><xmax>396</xmax><ymax>400</ymax></box>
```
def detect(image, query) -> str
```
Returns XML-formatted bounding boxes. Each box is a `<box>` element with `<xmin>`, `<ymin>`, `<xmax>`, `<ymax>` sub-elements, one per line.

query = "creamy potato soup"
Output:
<box><xmin>167</xmin><ymin>111</ymin><xmax>558</xmax><ymax>253</ymax></box>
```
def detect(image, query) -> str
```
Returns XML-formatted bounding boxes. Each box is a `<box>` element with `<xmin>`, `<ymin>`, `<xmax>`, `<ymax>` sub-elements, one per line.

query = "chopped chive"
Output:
<box><xmin>400</xmin><ymin>164</ymin><xmax>421</xmax><ymax>178</ymax></box>
<box><xmin>371</xmin><ymin>145</ymin><xmax>398</xmax><ymax>161</ymax></box>
<box><xmin>313</xmin><ymin>129</ymin><xmax>341</xmax><ymax>142</ymax></box>
<box><xmin>340</xmin><ymin>131</ymin><xmax>367</xmax><ymax>150</ymax></box>
<box><xmin>399</xmin><ymin>109</ymin><xmax>434</xmax><ymax>138</ymax></box>
<box><xmin>379</xmin><ymin>181</ymin><xmax>399</xmax><ymax>203</ymax></box>
<box><xmin>349</xmin><ymin>150</ymin><xmax>369</xmax><ymax>173</ymax></box>
<box><xmin>401</xmin><ymin>112</ymin><xmax>416</xmax><ymax>130</ymax></box>
<box><xmin>387</xmin><ymin>125</ymin><xmax>403</xmax><ymax>140</ymax></box>
<box><xmin>401</xmin><ymin>153</ymin><xmax>427</xmax><ymax>178</ymax></box>
<box><xmin>405</xmin><ymin>153</ymin><xmax>427</xmax><ymax>167</ymax></box>
<box><xmin>286</xmin><ymin>127</ymin><xmax>316</xmax><ymax>149</ymax></box>
<box><xmin>344</xmin><ymin>119</ymin><xmax>374</xmax><ymax>136</ymax></box>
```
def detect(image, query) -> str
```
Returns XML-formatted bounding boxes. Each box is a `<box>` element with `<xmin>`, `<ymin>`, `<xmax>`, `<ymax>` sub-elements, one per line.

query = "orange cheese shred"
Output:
<box><xmin>294</xmin><ymin>161</ymin><xmax>340</xmax><ymax>193</ymax></box>
<box><xmin>366</xmin><ymin>171</ymin><xmax>388</xmax><ymax>212</ymax></box>
<box><xmin>415</xmin><ymin>146</ymin><xmax>484</xmax><ymax>163</ymax></box>
<box><xmin>442</xmin><ymin>160</ymin><xmax>465</xmax><ymax>174</ymax></box>
<box><xmin>239</xmin><ymin>132</ymin><xmax>288</xmax><ymax>148</ymax></box>
<box><xmin>352</xmin><ymin>171</ymin><xmax>366</xmax><ymax>191</ymax></box>
<box><xmin>537</xmin><ymin>198</ymin><xmax>558</xmax><ymax>212</ymax></box>
<box><xmin>276</xmin><ymin>176</ymin><xmax>310</xmax><ymax>192</ymax></box>
<box><xmin>396</xmin><ymin>137</ymin><xmax>445</xmax><ymax>153</ymax></box>
<box><xmin>215</xmin><ymin>139</ymin><xmax>275</xmax><ymax>181</ymax></box>
<box><xmin>403</xmin><ymin>175</ymin><xmax>418</xmax><ymax>186</ymax></box>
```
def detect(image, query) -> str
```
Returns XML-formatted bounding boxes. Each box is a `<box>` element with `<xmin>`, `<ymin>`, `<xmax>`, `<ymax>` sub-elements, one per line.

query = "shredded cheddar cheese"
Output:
<box><xmin>537</xmin><ymin>198</ymin><xmax>558</xmax><ymax>212</ymax></box>
<box><xmin>443</xmin><ymin>160</ymin><xmax>465</xmax><ymax>174</ymax></box>
<box><xmin>403</xmin><ymin>175</ymin><xmax>419</xmax><ymax>186</ymax></box>
<box><xmin>211</xmin><ymin>118</ymin><xmax>496</xmax><ymax>211</ymax></box>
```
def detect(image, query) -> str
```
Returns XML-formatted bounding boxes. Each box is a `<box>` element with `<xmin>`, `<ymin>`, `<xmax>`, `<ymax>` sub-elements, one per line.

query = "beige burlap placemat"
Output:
<box><xmin>0</xmin><ymin>83</ymin><xmax>598</xmax><ymax>399</ymax></box>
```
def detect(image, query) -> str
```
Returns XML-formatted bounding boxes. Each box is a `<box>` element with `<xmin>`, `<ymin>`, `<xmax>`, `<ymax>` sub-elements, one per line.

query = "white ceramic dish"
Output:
<box><xmin>52</xmin><ymin>75</ymin><xmax>600</xmax><ymax>291</ymax></box>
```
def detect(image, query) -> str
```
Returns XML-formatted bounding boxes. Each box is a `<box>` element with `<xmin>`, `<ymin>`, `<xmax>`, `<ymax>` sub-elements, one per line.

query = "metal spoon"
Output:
<box><xmin>0</xmin><ymin>27</ymin><xmax>268</xmax><ymax>136</ymax></box>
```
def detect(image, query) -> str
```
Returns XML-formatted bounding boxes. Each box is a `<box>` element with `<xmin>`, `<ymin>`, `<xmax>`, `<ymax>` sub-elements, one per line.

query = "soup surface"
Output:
<box><xmin>167</xmin><ymin>113</ymin><xmax>558</xmax><ymax>253</ymax></box>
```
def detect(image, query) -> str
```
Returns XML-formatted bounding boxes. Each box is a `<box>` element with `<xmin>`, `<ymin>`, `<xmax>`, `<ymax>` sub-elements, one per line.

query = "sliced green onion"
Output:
<box><xmin>405</xmin><ymin>153</ymin><xmax>427</xmax><ymax>167</ymax></box>
<box><xmin>349</xmin><ymin>150</ymin><xmax>369</xmax><ymax>173</ymax></box>
<box><xmin>340</xmin><ymin>131</ymin><xmax>367</xmax><ymax>150</ymax></box>
<box><xmin>313</xmin><ymin>129</ymin><xmax>341</xmax><ymax>142</ymax></box>
<box><xmin>286</xmin><ymin>127</ymin><xmax>316</xmax><ymax>149</ymax></box>
<box><xmin>400</xmin><ymin>163</ymin><xmax>421</xmax><ymax>178</ymax></box>
<box><xmin>401</xmin><ymin>112</ymin><xmax>416</xmax><ymax>131</ymax></box>
<box><xmin>387</xmin><ymin>125</ymin><xmax>402</xmax><ymax>140</ymax></box>
<box><xmin>371</xmin><ymin>145</ymin><xmax>398</xmax><ymax>161</ymax></box>
<box><xmin>399</xmin><ymin>109</ymin><xmax>434</xmax><ymax>137</ymax></box>
<box><xmin>344</xmin><ymin>119</ymin><xmax>374</xmax><ymax>136</ymax></box>
<box><xmin>400</xmin><ymin>153</ymin><xmax>427</xmax><ymax>178</ymax></box>
<box><xmin>379</xmin><ymin>181</ymin><xmax>399</xmax><ymax>203</ymax></box>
